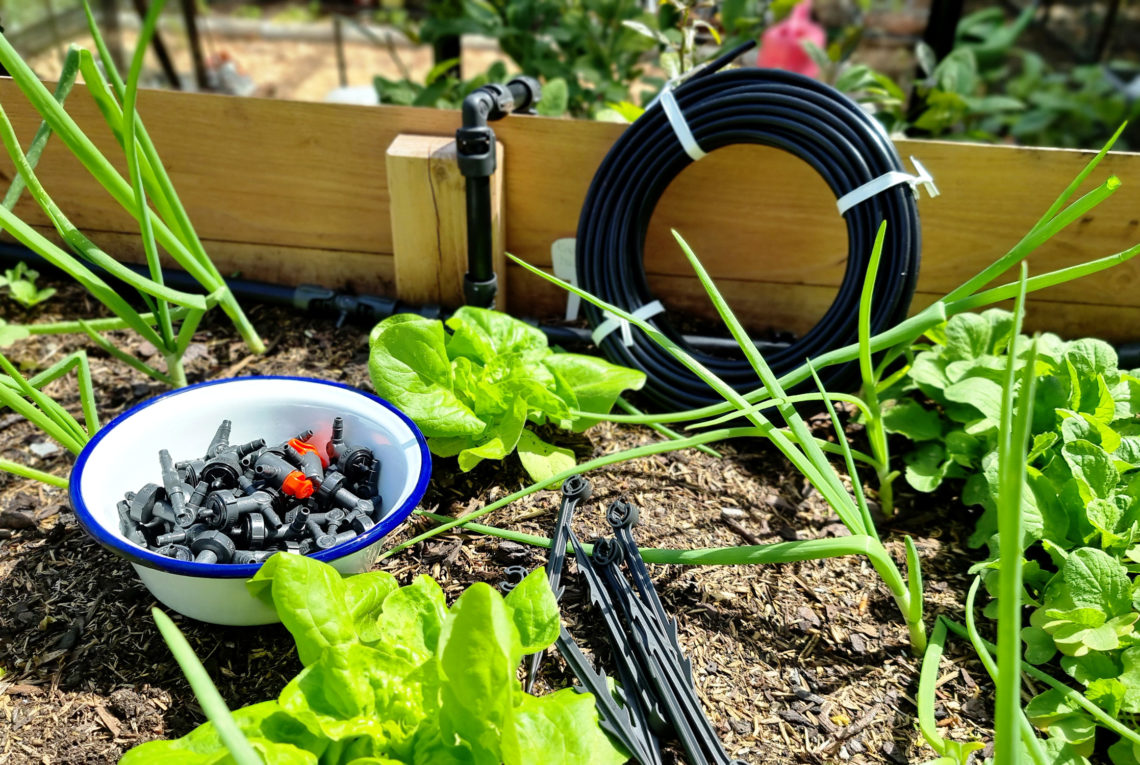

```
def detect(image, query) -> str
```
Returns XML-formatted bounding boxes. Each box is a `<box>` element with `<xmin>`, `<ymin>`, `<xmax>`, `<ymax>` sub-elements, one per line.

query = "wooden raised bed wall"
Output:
<box><xmin>2</xmin><ymin>81</ymin><xmax>1139</xmax><ymax>341</ymax></box>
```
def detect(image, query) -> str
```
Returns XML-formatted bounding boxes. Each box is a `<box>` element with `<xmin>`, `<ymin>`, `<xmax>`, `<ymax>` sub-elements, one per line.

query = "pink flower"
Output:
<box><xmin>756</xmin><ymin>0</ymin><xmax>826</xmax><ymax>79</ymax></box>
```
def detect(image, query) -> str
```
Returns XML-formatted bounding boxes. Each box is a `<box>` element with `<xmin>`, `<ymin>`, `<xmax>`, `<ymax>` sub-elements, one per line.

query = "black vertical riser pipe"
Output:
<box><xmin>456</xmin><ymin>76</ymin><xmax>541</xmax><ymax>308</ymax></box>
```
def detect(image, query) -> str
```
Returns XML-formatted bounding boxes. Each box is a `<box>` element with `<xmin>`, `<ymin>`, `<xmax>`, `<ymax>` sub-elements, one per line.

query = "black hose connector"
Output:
<box><xmin>575</xmin><ymin>55</ymin><xmax>922</xmax><ymax>410</ymax></box>
<box><xmin>457</xmin><ymin>76</ymin><xmax>541</xmax><ymax>308</ymax></box>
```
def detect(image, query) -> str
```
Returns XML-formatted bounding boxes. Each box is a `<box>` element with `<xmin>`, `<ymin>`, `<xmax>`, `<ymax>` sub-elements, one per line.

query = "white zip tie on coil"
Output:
<box><xmin>835</xmin><ymin>156</ymin><xmax>939</xmax><ymax>216</ymax></box>
<box><xmin>592</xmin><ymin>301</ymin><xmax>665</xmax><ymax>347</ymax></box>
<box><xmin>551</xmin><ymin>238</ymin><xmax>580</xmax><ymax>321</ymax></box>
<box><xmin>658</xmin><ymin>85</ymin><xmax>707</xmax><ymax>161</ymax></box>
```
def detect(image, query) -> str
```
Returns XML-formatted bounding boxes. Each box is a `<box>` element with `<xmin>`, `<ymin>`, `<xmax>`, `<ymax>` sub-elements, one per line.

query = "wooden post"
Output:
<box><xmin>386</xmin><ymin>134</ymin><xmax>506</xmax><ymax>311</ymax></box>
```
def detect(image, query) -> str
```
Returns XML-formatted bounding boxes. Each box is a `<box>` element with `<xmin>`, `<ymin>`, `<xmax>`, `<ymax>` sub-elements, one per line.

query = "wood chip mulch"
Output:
<box><xmin>0</xmin><ymin>282</ymin><xmax>998</xmax><ymax>763</ymax></box>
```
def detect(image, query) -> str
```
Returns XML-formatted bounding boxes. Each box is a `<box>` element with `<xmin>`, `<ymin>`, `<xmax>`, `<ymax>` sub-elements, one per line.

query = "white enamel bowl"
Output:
<box><xmin>69</xmin><ymin>376</ymin><xmax>431</xmax><ymax>625</ymax></box>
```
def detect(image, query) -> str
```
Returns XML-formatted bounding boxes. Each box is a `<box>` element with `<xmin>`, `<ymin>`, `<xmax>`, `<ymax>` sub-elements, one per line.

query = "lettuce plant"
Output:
<box><xmin>369</xmin><ymin>306</ymin><xmax>645</xmax><ymax>483</ymax></box>
<box><xmin>0</xmin><ymin>262</ymin><xmax>56</xmax><ymax>307</ymax></box>
<box><xmin>124</xmin><ymin>553</ymin><xmax>626</xmax><ymax>764</ymax></box>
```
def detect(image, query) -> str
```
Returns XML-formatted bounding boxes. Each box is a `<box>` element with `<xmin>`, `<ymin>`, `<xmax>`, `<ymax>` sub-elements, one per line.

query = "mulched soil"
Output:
<box><xmin>0</xmin><ymin>281</ymin><xmax>998</xmax><ymax>764</ymax></box>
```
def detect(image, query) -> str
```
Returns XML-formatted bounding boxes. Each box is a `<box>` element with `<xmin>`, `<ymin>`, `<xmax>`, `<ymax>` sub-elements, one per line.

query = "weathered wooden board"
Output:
<box><xmin>1</xmin><ymin>80</ymin><xmax>1137</xmax><ymax>339</ymax></box>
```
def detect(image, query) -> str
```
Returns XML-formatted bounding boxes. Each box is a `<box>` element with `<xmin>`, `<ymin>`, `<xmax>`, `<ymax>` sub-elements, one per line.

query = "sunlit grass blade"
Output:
<box><xmin>0</xmin><ymin>31</ymin><xmax>264</xmax><ymax>354</ymax></box>
<box><xmin>917</xmin><ymin>618</ymin><xmax>984</xmax><ymax>761</ymax></box>
<box><xmin>151</xmin><ymin>609</ymin><xmax>262</xmax><ymax>765</ymax></box>
<box><xmin>0</xmin><ymin>458</ymin><xmax>68</xmax><ymax>488</ymax></box>
<box><xmin>668</xmin><ymin>229</ymin><xmax>864</xmax><ymax>528</ymax></box>
<box><xmin>74</xmin><ymin>47</ymin><xmax>181</xmax><ymax>228</ymax></box>
<box><xmin>605</xmin><ymin>390</ymin><xmax>873</xmax><ymax>428</ymax></box>
<box><xmin>0</xmin><ymin>374</ymin><xmax>85</xmax><ymax>455</ymax></box>
<box><xmin>2</xmin><ymin>48</ymin><xmax>78</xmax><ymax>210</ymax></box>
<box><xmin>417</xmin><ymin>509</ymin><xmax>893</xmax><ymax>565</ymax></box>
<box><xmin>945</xmin><ymin>175</ymin><xmax>1121</xmax><ymax>303</ymax></box>
<box><xmin>1032</xmin><ymin>123</ymin><xmax>1125</xmax><ymax>230</ymax></box>
<box><xmin>856</xmin><ymin>223</ymin><xmax>894</xmax><ymax>515</ymax></box>
<box><xmin>21</xmin><ymin>351</ymin><xmax>100</xmax><ymax>434</ymax></box>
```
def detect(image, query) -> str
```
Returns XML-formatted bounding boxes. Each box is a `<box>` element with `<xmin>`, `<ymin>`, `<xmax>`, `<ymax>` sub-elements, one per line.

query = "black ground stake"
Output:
<box><xmin>524</xmin><ymin>480</ymin><xmax>743</xmax><ymax>764</ymax></box>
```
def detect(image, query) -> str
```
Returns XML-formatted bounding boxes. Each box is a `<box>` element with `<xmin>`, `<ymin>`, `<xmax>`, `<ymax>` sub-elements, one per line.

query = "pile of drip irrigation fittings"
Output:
<box><xmin>503</xmin><ymin>476</ymin><xmax>745</xmax><ymax>765</ymax></box>
<box><xmin>118</xmin><ymin>417</ymin><xmax>383</xmax><ymax>564</ymax></box>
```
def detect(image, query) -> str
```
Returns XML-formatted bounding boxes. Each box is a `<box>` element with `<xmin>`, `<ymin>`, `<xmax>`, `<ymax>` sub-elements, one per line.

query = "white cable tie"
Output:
<box><xmin>551</xmin><ymin>238</ymin><xmax>579</xmax><ymax>321</ymax></box>
<box><xmin>592</xmin><ymin>300</ymin><xmax>665</xmax><ymax>347</ymax></box>
<box><xmin>658</xmin><ymin>85</ymin><xmax>706</xmax><ymax>162</ymax></box>
<box><xmin>835</xmin><ymin>156</ymin><xmax>940</xmax><ymax>216</ymax></box>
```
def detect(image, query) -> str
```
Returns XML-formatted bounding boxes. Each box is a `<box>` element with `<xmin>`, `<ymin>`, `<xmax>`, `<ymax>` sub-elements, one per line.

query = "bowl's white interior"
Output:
<box><xmin>77</xmin><ymin>378</ymin><xmax>424</xmax><ymax>551</ymax></box>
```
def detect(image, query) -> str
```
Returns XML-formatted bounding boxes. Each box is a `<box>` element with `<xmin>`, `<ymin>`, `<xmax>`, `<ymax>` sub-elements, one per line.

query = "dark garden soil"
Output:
<box><xmin>0</xmin><ymin>281</ymin><xmax>998</xmax><ymax>764</ymax></box>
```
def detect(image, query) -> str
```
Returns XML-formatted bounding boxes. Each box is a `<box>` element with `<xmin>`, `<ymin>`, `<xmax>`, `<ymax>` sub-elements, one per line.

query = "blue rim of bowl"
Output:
<box><xmin>69</xmin><ymin>375</ymin><xmax>432</xmax><ymax>579</ymax></box>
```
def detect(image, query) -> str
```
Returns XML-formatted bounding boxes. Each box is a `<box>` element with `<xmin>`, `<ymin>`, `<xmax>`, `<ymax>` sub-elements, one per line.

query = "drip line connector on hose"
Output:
<box><xmin>457</xmin><ymin>76</ymin><xmax>541</xmax><ymax>308</ymax></box>
<box><xmin>574</xmin><ymin>41</ymin><xmax>925</xmax><ymax>410</ymax></box>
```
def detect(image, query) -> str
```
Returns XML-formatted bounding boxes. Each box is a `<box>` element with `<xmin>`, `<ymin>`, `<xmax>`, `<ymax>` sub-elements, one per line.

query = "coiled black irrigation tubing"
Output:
<box><xmin>575</xmin><ymin>53</ymin><xmax>923</xmax><ymax>411</ymax></box>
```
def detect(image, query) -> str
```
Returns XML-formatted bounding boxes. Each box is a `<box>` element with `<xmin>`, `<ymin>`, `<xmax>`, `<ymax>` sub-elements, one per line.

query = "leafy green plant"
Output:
<box><xmin>418</xmin><ymin>0</ymin><xmax>658</xmax><ymax>117</ymax></box>
<box><xmin>368</xmin><ymin>305</ymin><xmax>645</xmax><ymax>484</ymax></box>
<box><xmin>123</xmin><ymin>553</ymin><xmax>626</xmax><ymax>764</ymax></box>
<box><xmin>891</xmin><ymin>276</ymin><xmax>1140</xmax><ymax>758</ymax></box>
<box><xmin>0</xmin><ymin>262</ymin><xmax>56</xmax><ymax>307</ymax></box>
<box><xmin>836</xmin><ymin>5</ymin><xmax>1139</xmax><ymax>149</ymax></box>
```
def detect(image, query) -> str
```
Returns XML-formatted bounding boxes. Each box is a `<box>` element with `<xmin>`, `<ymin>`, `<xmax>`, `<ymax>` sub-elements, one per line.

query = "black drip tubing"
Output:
<box><xmin>575</xmin><ymin>62</ymin><xmax>922</xmax><ymax>411</ymax></box>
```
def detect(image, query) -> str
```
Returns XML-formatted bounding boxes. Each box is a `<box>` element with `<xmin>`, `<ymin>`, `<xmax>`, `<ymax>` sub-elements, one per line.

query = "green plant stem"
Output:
<box><xmin>944</xmin><ymin>243</ymin><xmax>1140</xmax><ymax>315</ymax></box>
<box><xmin>414</xmin><ymin>508</ymin><xmax>923</xmax><ymax>650</ymax></box>
<box><xmin>81</xmin><ymin>3</ymin><xmax>264</xmax><ymax>355</ymax></box>
<box><xmin>0</xmin><ymin>32</ymin><xmax>265</xmax><ymax>355</ymax></box>
<box><xmin>809</xmin><ymin>362</ymin><xmax>877</xmax><ymax>541</ymax></box>
<box><xmin>150</xmin><ymin>609</ymin><xmax>262</xmax><ymax>765</ymax></box>
<box><xmin>941</xmin><ymin>617</ymin><xmax>1140</xmax><ymax>749</ymax></box>
<box><xmin>856</xmin><ymin>223</ymin><xmax>893</xmax><ymax>516</ymax></box>
<box><xmin>25</xmin><ymin>307</ymin><xmax>192</xmax><ymax>336</ymax></box>
<box><xmin>0</xmin><ymin>383</ymin><xmax>85</xmax><ymax>455</ymax></box>
<box><xmin>571</xmin><ymin>165</ymin><xmax>1134</xmax><ymax>431</ymax></box>
<box><xmin>616</xmin><ymin>396</ymin><xmax>721</xmax><ymax>458</ymax></box>
<box><xmin>0</xmin><ymin>99</ymin><xmax>206</xmax><ymax>313</ymax></box>
<box><xmin>510</xmin><ymin>250</ymin><xmax>870</xmax><ymax>538</ymax></box>
<box><xmin>20</xmin><ymin>351</ymin><xmax>100</xmax><ymax>435</ymax></box>
<box><xmin>122</xmin><ymin>0</ymin><xmax>174</xmax><ymax>349</ymax></box>
<box><xmin>2</xmin><ymin>49</ymin><xmax>78</xmax><ymax>210</ymax></box>
<box><xmin>418</xmin><ymin>510</ymin><xmax>885</xmax><ymax>564</ymax></box>
<box><xmin>0</xmin><ymin>354</ymin><xmax>88</xmax><ymax>450</ymax></box>
<box><xmin>945</xmin><ymin>175</ymin><xmax>1121</xmax><ymax>303</ymax></box>
<box><xmin>994</xmin><ymin>266</ymin><xmax>1036</xmax><ymax>765</ymax></box>
<box><xmin>381</xmin><ymin>426</ymin><xmax>763</xmax><ymax>560</ymax></box>
<box><xmin>683</xmin><ymin>391</ymin><xmax>876</xmax><ymax>431</ymax></box>
<box><xmin>78</xmin><ymin>321</ymin><xmax>173</xmax><ymax>386</ymax></box>
<box><xmin>0</xmin><ymin>459</ymin><xmax>68</xmax><ymax>488</ymax></box>
<box><xmin>916</xmin><ymin>616</ymin><xmax>949</xmax><ymax>754</ymax></box>
<box><xmin>962</xmin><ymin>580</ymin><xmax>1050</xmax><ymax>764</ymax></box>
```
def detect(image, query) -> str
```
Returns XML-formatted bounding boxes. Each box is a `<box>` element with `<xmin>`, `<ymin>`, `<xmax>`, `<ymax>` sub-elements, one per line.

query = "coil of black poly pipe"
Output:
<box><xmin>574</xmin><ymin>59</ymin><xmax>922</xmax><ymax>412</ymax></box>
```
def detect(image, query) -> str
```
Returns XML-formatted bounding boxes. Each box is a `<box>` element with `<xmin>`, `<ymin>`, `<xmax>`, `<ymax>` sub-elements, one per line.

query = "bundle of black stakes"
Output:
<box><xmin>505</xmin><ymin>476</ymin><xmax>746</xmax><ymax>765</ymax></box>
